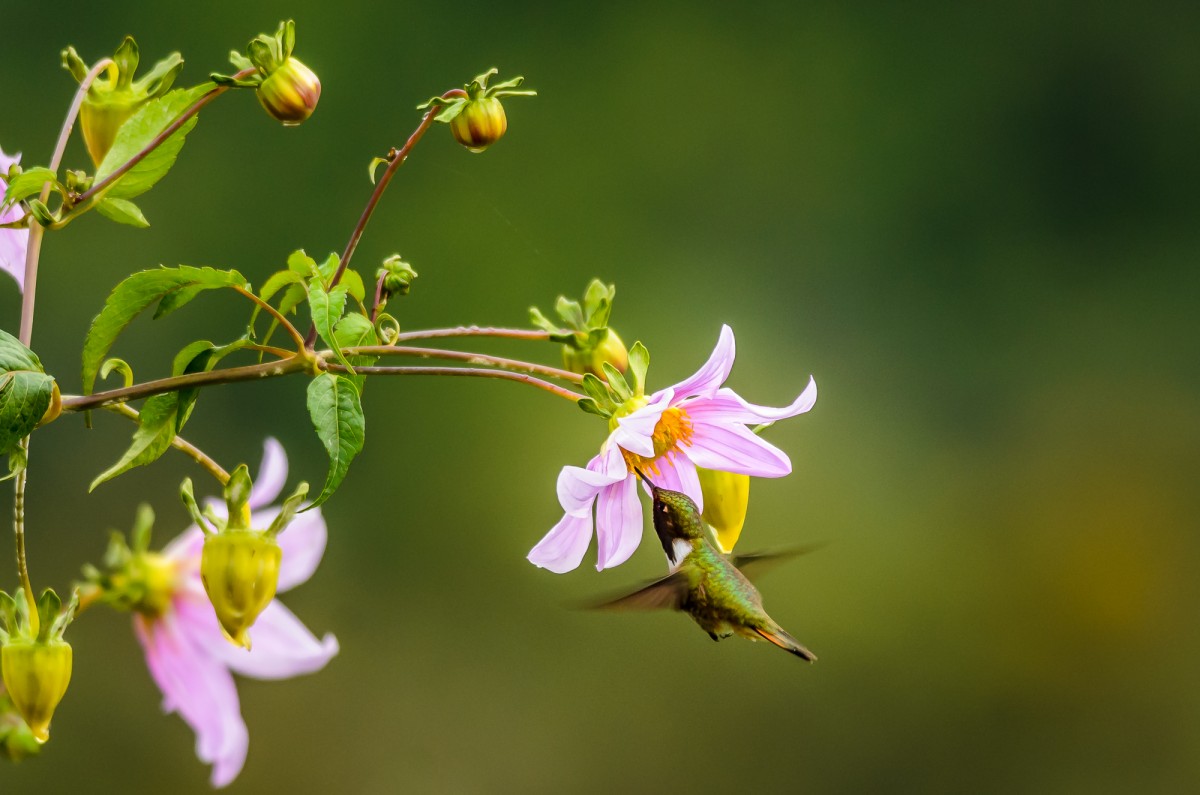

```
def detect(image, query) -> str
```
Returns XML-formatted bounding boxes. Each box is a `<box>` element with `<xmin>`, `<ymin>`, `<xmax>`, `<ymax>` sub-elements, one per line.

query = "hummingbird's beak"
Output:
<box><xmin>633</xmin><ymin>468</ymin><xmax>657</xmax><ymax>491</ymax></box>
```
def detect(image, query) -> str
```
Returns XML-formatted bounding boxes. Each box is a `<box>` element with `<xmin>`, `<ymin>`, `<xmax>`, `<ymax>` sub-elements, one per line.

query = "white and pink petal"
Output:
<box><xmin>528</xmin><ymin>511</ymin><xmax>594</xmax><ymax>573</ymax></box>
<box><xmin>594</xmin><ymin>475</ymin><xmax>643</xmax><ymax>571</ymax></box>
<box><xmin>683</xmin><ymin>420</ymin><xmax>792</xmax><ymax>478</ymax></box>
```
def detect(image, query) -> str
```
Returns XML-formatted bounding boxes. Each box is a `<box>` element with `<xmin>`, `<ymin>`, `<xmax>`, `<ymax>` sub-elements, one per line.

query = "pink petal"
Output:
<box><xmin>270</xmin><ymin>506</ymin><xmax>327</xmax><ymax>592</ymax></box>
<box><xmin>134</xmin><ymin>608</ymin><xmax>249</xmax><ymax>788</ymax></box>
<box><xmin>668</xmin><ymin>325</ymin><xmax>735</xmax><ymax>401</ymax></box>
<box><xmin>684</xmin><ymin>378</ymin><xmax>817</xmax><ymax>425</ymax></box>
<box><xmin>557</xmin><ymin>454</ymin><xmax>622</xmax><ymax>516</ymax></box>
<box><xmin>0</xmin><ymin>146</ymin><xmax>27</xmax><ymax>292</ymax></box>
<box><xmin>162</xmin><ymin>526</ymin><xmax>205</xmax><ymax>566</ymax></box>
<box><xmin>611</xmin><ymin>389</ymin><xmax>674</xmax><ymax>458</ymax></box>
<box><xmin>249</xmin><ymin>438</ymin><xmax>289</xmax><ymax>509</ymax></box>
<box><xmin>683</xmin><ymin>420</ymin><xmax>792</xmax><ymax>477</ymax></box>
<box><xmin>528</xmin><ymin>511</ymin><xmax>594</xmax><ymax>573</ymax></box>
<box><xmin>207</xmin><ymin>600</ymin><xmax>338</xmax><ymax>680</ymax></box>
<box><xmin>594</xmin><ymin>474</ymin><xmax>643</xmax><ymax>570</ymax></box>
<box><xmin>651</xmin><ymin>454</ymin><xmax>705</xmax><ymax>511</ymax></box>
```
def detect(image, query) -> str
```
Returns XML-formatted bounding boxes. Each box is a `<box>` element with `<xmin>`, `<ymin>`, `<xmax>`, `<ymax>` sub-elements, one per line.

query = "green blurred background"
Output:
<box><xmin>3</xmin><ymin>1</ymin><xmax>1199</xmax><ymax>792</ymax></box>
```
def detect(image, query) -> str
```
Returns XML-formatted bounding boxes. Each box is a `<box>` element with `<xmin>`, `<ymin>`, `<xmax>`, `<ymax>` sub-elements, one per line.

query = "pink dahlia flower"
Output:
<box><xmin>528</xmin><ymin>325</ymin><xmax>816</xmax><ymax>573</ymax></box>
<box><xmin>134</xmin><ymin>439</ymin><xmax>338</xmax><ymax>787</ymax></box>
<box><xmin>0</xmin><ymin>145</ymin><xmax>29</xmax><ymax>291</ymax></box>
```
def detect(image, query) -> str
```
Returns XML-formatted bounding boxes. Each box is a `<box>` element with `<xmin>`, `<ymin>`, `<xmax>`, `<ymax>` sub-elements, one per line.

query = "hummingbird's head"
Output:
<box><xmin>649</xmin><ymin>488</ymin><xmax>707</xmax><ymax>542</ymax></box>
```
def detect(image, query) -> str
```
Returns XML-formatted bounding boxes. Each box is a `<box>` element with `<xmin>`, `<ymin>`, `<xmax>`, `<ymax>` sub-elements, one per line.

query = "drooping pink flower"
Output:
<box><xmin>0</xmin><ymin>145</ymin><xmax>29</xmax><ymax>291</ymax></box>
<box><xmin>528</xmin><ymin>325</ymin><xmax>817</xmax><ymax>573</ymax></box>
<box><xmin>134</xmin><ymin>439</ymin><xmax>338</xmax><ymax>788</ymax></box>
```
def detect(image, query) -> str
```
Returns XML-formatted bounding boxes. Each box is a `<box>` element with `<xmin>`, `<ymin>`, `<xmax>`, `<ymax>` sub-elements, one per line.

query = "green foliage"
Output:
<box><xmin>307</xmin><ymin>278</ymin><xmax>352</xmax><ymax>370</ymax></box>
<box><xmin>89</xmin><ymin>394</ymin><xmax>178</xmax><ymax>490</ymax></box>
<box><xmin>0</xmin><ymin>330</ymin><xmax>55</xmax><ymax>466</ymax></box>
<box><xmin>1</xmin><ymin>167</ymin><xmax>63</xmax><ymax>209</ymax></box>
<box><xmin>95</xmin><ymin>197</ymin><xmax>150</xmax><ymax>227</ymax></box>
<box><xmin>626</xmin><ymin>341</ymin><xmax>649</xmax><ymax>396</ymax></box>
<box><xmin>81</xmin><ymin>266</ymin><xmax>248</xmax><ymax>396</ymax></box>
<box><xmin>306</xmin><ymin>373</ymin><xmax>365</xmax><ymax>508</ymax></box>
<box><xmin>93</xmin><ymin>83</ymin><xmax>212</xmax><ymax>200</ymax></box>
<box><xmin>333</xmin><ymin>313</ymin><xmax>378</xmax><ymax>393</ymax></box>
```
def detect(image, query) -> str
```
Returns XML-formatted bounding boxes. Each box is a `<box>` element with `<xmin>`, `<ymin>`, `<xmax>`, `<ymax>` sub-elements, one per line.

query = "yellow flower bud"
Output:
<box><xmin>80</xmin><ymin>100</ymin><xmax>139</xmax><ymax>168</ymax></box>
<box><xmin>257</xmin><ymin>58</ymin><xmax>322</xmax><ymax>126</ymax></box>
<box><xmin>563</xmin><ymin>329</ymin><xmax>629</xmax><ymax>378</ymax></box>
<box><xmin>698</xmin><ymin>468</ymin><xmax>750</xmax><ymax>553</ymax></box>
<box><xmin>1</xmin><ymin>641</ymin><xmax>72</xmax><ymax>743</ymax></box>
<box><xmin>200</xmin><ymin>531</ymin><xmax>281</xmax><ymax>649</ymax></box>
<box><xmin>450</xmin><ymin>97</ymin><xmax>508</xmax><ymax>153</ymax></box>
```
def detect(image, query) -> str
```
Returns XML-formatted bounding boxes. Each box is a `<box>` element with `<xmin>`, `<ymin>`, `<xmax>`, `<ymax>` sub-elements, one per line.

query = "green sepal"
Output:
<box><xmin>223</xmin><ymin>464</ymin><xmax>254</xmax><ymax>530</ymax></box>
<box><xmin>130</xmin><ymin>503</ymin><xmax>155</xmax><ymax>553</ymax></box>
<box><xmin>181</xmin><ymin>478</ymin><xmax>217</xmax><ymax>534</ymax></box>
<box><xmin>89</xmin><ymin>393</ymin><xmax>178</xmax><ymax>490</ymax></box>
<box><xmin>555</xmin><ymin>296</ymin><xmax>585</xmax><ymax>329</ymax></box>
<box><xmin>626</xmin><ymin>341</ymin><xmax>649</xmax><ymax>397</ymax></box>
<box><xmin>577</xmin><ymin>397</ymin><xmax>612</xmax><ymax>419</ymax></box>
<box><xmin>0</xmin><ymin>591</ymin><xmax>17</xmax><ymax>640</ymax></box>
<box><xmin>580</xmin><ymin>373</ymin><xmax>617</xmax><ymax>412</ymax></box>
<box><xmin>95</xmin><ymin>196</ymin><xmax>149</xmax><ymax>227</ymax></box>
<box><xmin>305</xmin><ymin>373</ymin><xmax>365</xmax><ymax>509</ymax></box>
<box><xmin>81</xmin><ymin>266</ymin><xmax>249</xmax><ymax>396</ymax></box>
<box><xmin>48</xmin><ymin>590</ymin><xmax>80</xmax><ymax>641</ymax></box>
<box><xmin>601</xmin><ymin>362</ymin><xmax>632</xmax><ymax>402</ymax></box>
<box><xmin>93</xmin><ymin>83</ymin><xmax>212</xmax><ymax>201</ymax></box>
<box><xmin>266</xmin><ymin>482</ymin><xmax>309</xmax><ymax>536</ymax></box>
<box><xmin>34</xmin><ymin>590</ymin><xmax>60</xmax><ymax>643</ymax></box>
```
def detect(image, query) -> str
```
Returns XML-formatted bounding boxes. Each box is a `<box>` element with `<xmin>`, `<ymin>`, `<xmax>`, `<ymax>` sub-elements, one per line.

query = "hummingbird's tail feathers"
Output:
<box><xmin>753</xmin><ymin>625</ymin><xmax>816</xmax><ymax>662</ymax></box>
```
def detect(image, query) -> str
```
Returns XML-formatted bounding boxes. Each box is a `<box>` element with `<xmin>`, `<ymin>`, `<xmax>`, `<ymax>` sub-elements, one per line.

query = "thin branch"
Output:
<box><xmin>233</xmin><ymin>285</ymin><xmax>307</xmax><ymax>349</ymax></box>
<box><xmin>392</xmin><ymin>326</ymin><xmax>553</xmax><ymax>344</ymax></box>
<box><xmin>104</xmin><ymin>403</ymin><xmax>230</xmax><ymax>484</ymax></box>
<box><xmin>336</xmin><ymin>345</ymin><xmax>584</xmax><ymax>383</ymax></box>
<box><xmin>324</xmin><ymin>363</ymin><xmax>584</xmax><ymax>402</ymax></box>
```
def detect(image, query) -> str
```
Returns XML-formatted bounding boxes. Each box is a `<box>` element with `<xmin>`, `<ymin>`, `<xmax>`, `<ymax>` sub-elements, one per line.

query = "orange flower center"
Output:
<box><xmin>620</xmin><ymin>407</ymin><xmax>694</xmax><ymax>475</ymax></box>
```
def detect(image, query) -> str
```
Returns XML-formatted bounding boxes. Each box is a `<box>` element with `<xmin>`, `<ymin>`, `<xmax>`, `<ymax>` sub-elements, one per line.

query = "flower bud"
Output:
<box><xmin>0</xmin><ymin>641</ymin><xmax>72</xmax><ymax>743</ymax></box>
<box><xmin>200</xmin><ymin>531</ymin><xmax>281</xmax><ymax>649</ymax></box>
<box><xmin>257</xmin><ymin>57</ymin><xmax>321</xmax><ymax>126</ymax></box>
<box><xmin>563</xmin><ymin>329</ymin><xmax>629</xmax><ymax>378</ymax></box>
<box><xmin>697</xmin><ymin>468</ymin><xmax>750</xmax><ymax>553</ymax></box>
<box><xmin>450</xmin><ymin>97</ymin><xmax>508</xmax><ymax>153</ymax></box>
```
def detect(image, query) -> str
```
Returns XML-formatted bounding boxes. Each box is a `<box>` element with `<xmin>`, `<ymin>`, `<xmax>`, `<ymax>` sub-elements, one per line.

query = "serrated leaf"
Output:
<box><xmin>81</xmin><ymin>266</ymin><xmax>248</xmax><ymax>396</ymax></box>
<box><xmin>317</xmin><ymin>253</ymin><xmax>340</xmax><ymax>284</ymax></box>
<box><xmin>0</xmin><ymin>329</ymin><xmax>44</xmax><ymax>373</ymax></box>
<box><xmin>308</xmin><ymin>278</ymin><xmax>352</xmax><ymax>371</ymax></box>
<box><xmin>94</xmin><ymin>84</ymin><xmax>212</xmax><ymax>200</ymax></box>
<box><xmin>89</xmin><ymin>393</ymin><xmax>178</xmax><ymax>490</ymax></box>
<box><xmin>0</xmin><ymin>371</ymin><xmax>55</xmax><ymax>454</ymax></box>
<box><xmin>340</xmin><ymin>268</ymin><xmax>367</xmax><ymax>304</ymax></box>
<box><xmin>287</xmin><ymin>249</ymin><xmax>319</xmax><ymax>278</ymax></box>
<box><xmin>306</xmin><ymin>373</ymin><xmax>365</xmax><ymax>508</ymax></box>
<box><xmin>333</xmin><ymin>313</ymin><xmax>378</xmax><ymax>393</ymax></box>
<box><xmin>1</xmin><ymin>167</ymin><xmax>61</xmax><ymax>208</ymax></box>
<box><xmin>95</xmin><ymin>197</ymin><xmax>150</xmax><ymax>227</ymax></box>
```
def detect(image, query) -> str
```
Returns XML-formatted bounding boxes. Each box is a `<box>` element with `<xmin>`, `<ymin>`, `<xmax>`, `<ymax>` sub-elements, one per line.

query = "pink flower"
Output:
<box><xmin>134</xmin><ymin>439</ymin><xmax>338</xmax><ymax>788</ymax></box>
<box><xmin>0</xmin><ymin>145</ymin><xmax>29</xmax><ymax>291</ymax></box>
<box><xmin>528</xmin><ymin>325</ymin><xmax>817</xmax><ymax>573</ymax></box>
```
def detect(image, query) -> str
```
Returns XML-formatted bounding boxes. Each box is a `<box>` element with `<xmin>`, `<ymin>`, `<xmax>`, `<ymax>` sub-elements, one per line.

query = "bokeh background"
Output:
<box><xmin>3</xmin><ymin>1</ymin><xmax>1199</xmax><ymax>792</ymax></box>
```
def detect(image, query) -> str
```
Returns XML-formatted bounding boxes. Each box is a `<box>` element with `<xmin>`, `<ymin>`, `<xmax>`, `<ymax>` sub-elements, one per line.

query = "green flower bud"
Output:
<box><xmin>200</xmin><ymin>531</ymin><xmax>281</xmax><ymax>649</ymax></box>
<box><xmin>563</xmin><ymin>328</ymin><xmax>629</xmax><ymax>378</ymax></box>
<box><xmin>697</xmin><ymin>468</ymin><xmax>750</xmax><ymax>553</ymax></box>
<box><xmin>0</xmin><ymin>641</ymin><xmax>72</xmax><ymax>744</ymax></box>
<box><xmin>257</xmin><ymin>57</ymin><xmax>321</xmax><ymax>126</ymax></box>
<box><xmin>451</xmin><ymin>97</ymin><xmax>508</xmax><ymax>153</ymax></box>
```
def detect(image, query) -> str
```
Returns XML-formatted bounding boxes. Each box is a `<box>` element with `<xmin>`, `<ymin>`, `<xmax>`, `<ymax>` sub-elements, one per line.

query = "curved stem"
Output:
<box><xmin>304</xmin><ymin>87</ymin><xmax>468</xmax><ymax>348</ymax></box>
<box><xmin>337</xmin><ymin>345</ymin><xmax>583</xmax><ymax>383</ymax></box>
<box><xmin>20</xmin><ymin>58</ymin><xmax>114</xmax><ymax>346</ymax></box>
<box><xmin>393</xmin><ymin>326</ymin><xmax>553</xmax><ymax>344</ymax></box>
<box><xmin>75</xmin><ymin>68</ymin><xmax>257</xmax><ymax>208</ymax></box>
<box><xmin>104</xmin><ymin>403</ymin><xmax>230</xmax><ymax>484</ymax></box>
<box><xmin>324</xmin><ymin>363</ymin><xmax>584</xmax><ymax>402</ymax></box>
<box><xmin>234</xmin><ymin>286</ymin><xmax>306</xmax><ymax>349</ymax></box>
<box><xmin>60</xmin><ymin>355</ymin><xmax>316</xmax><ymax>412</ymax></box>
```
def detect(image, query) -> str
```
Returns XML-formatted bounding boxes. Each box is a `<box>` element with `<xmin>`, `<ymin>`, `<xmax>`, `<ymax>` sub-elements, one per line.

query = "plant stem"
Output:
<box><xmin>304</xmin><ymin>88</ymin><xmax>468</xmax><ymax>348</ymax></box>
<box><xmin>337</xmin><ymin>345</ymin><xmax>584</xmax><ymax>383</ymax></box>
<box><xmin>234</xmin><ymin>286</ymin><xmax>307</xmax><ymax>349</ymax></box>
<box><xmin>60</xmin><ymin>356</ymin><xmax>316</xmax><ymax>412</ymax></box>
<box><xmin>74</xmin><ymin>68</ymin><xmax>257</xmax><ymax>208</ymax></box>
<box><xmin>324</xmin><ymin>363</ymin><xmax>584</xmax><ymax>402</ymax></box>
<box><xmin>104</xmin><ymin>403</ymin><xmax>230</xmax><ymax>484</ymax></box>
<box><xmin>12</xmin><ymin>441</ymin><xmax>38</xmax><ymax>635</ymax></box>
<box><xmin>393</xmin><ymin>326</ymin><xmax>553</xmax><ymax>344</ymax></box>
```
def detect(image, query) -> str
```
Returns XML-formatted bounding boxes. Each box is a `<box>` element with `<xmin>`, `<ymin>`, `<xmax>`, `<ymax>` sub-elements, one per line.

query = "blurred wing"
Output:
<box><xmin>731</xmin><ymin>543</ymin><xmax>825</xmax><ymax>581</ymax></box>
<box><xmin>590</xmin><ymin>572</ymin><xmax>689</xmax><ymax>612</ymax></box>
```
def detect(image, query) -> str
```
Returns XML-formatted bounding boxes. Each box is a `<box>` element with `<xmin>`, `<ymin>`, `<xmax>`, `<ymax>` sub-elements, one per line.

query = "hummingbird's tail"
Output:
<box><xmin>753</xmin><ymin>624</ymin><xmax>816</xmax><ymax>662</ymax></box>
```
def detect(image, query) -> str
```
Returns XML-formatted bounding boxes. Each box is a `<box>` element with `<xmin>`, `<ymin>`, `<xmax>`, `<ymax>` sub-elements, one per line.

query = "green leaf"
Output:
<box><xmin>1</xmin><ymin>167</ymin><xmax>61</xmax><ymax>208</ymax></box>
<box><xmin>580</xmin><ymin>373</ymin><xmax>616</xmax><ymax>412</ymax></box>
<box><xmin>287</xmin><ymin>249</ymin><xmax>319</xmax><ymax>278</ymax></box>
<box><xmin>81</xmin><ymin>266</ymin><xmax>248</xmax><ymax>396</ymax></box>
<box><xmin>0</xmin><ymin>371</ymin><xmax>55</xmax><ymax>455</ymax></box>
<box><xmin>0</xmin><ymin>329</ymin><xmax>44</xmax><ymax>373</ymax></box>
<box><xmin>94</xmin><ymin>84</ymin><xmax>212</xmax><ymax>200</ymax></box>
<box><xmin>317</xmin><ymin>253</ymin><xmax>340</xmax><ymax>284</ymax></box>
<box><xmin>95</xmin><ymin>197</ymin><xmax>150</xmax><ymax>227</ymax></box>
<box><xmin>577</xmin><ymin>397</ymin><xmax>611</xmax><ymax>419</ymax></box>
<box><xmin>626</xmin><ymin>341</ymin><xmax>649</xmax><ymax>396</ymax></box>
<box><xmin>340</xmin><ymin>268</ymin><xmax>367</xmax><ymax>304</ymax></box>
<box><xmin>89</xmin><ymin>393</ymin><xmax>178</xmax><ymax>490</ymax></box>
<box><xmin>602</xmin><ymin>362</ymin><xmax>632</xmax><ymax>402</ymax></box>
<box><xmin>555</xmin><ymin>296</ymin><xmax>585</xmax><ymax>329</ymax></box>
<box><xmin>306</xmin><ymin>373</ymin><xmax>365</xmax><ymax>508</ymax></box>
<box><xmin>258</xmin><ymin>269</ymin><xmax>307</xmax><ymax>304</ymax></box>
<box><xmin>308</xmin><ymin>279</ymin><xmax>352</xmax><ymax>371</ymax></box>
<box><xmin>333</xmin><ymin>313</ymin><xmax>378</xmax><ymax>393</ymax></box>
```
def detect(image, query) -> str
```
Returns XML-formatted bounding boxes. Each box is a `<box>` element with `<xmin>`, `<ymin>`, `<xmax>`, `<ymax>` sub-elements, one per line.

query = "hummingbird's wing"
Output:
<box><xmin>730</xmin><ymin>543</ymin><xmax>826</xmax><ymax>581</ymax></box>
<box><xmin>590</xmin><ymin>572</ymin><xmax>690</xmax><ymax>612</ymax></box>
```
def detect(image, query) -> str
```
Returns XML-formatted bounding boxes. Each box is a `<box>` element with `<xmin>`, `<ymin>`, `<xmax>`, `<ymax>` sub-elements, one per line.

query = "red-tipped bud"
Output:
<box><xmin>257</xmin><ymin>58</ymin><xmax>321</xmax><ymax>126</ymax></box>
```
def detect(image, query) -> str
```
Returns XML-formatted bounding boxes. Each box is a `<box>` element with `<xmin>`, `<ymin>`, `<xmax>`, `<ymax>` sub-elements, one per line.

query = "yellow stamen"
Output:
<box><xmin>619</xmin><ymin>407</ymin><xmax>694</xmax><ymax>475</ymax></box>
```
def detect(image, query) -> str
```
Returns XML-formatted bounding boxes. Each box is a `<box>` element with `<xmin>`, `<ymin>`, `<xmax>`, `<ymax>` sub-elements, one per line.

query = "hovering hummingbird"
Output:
<box><xmin>597</xmin><ymin>479</ymin><xmax>817</xmax><ymax>661</ymax></box>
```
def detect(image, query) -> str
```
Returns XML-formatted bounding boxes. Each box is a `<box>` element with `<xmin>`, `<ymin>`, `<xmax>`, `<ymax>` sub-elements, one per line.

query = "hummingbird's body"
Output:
<box><xmin>601</xmin><ymin>484</ymin><xmax>815</xmax><ymax>661</ymax></box>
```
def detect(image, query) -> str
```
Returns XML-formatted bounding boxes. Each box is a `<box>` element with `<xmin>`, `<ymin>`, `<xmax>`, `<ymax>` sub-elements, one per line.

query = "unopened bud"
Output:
<box><xmin>451</xmin><ymin>97</ymin><xmax>508</xmax><ymax>153</ymax></box>
<box><xmin>257</xmin><ymin>57</ymin><xmax>321</xmax><ymax>126</ymax></box>
<box><xmin>697</xmin><ymin>468</ymin><xmax>750</xmax><ymax>553</ymax></box>
<box><xmin>0</xmin><ymin>641</ymin><xmax>72</xmax><ymax>744</ymax></box>
<box><xmin>563</xmin><ymin>329</ymin><xmax>629</xmax><ymax>378</ymax></box>
<box><xmin>200</xmin><ymin>531</ymin><xmax>281</xmax><ymax>649</ymax></box>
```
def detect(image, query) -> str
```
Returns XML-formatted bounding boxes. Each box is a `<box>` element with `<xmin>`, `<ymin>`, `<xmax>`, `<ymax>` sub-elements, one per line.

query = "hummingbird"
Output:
<box><xmin>597</xmin><ymin>479</ymin><xmax>816</xmax><ymax>661</ymax></box>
